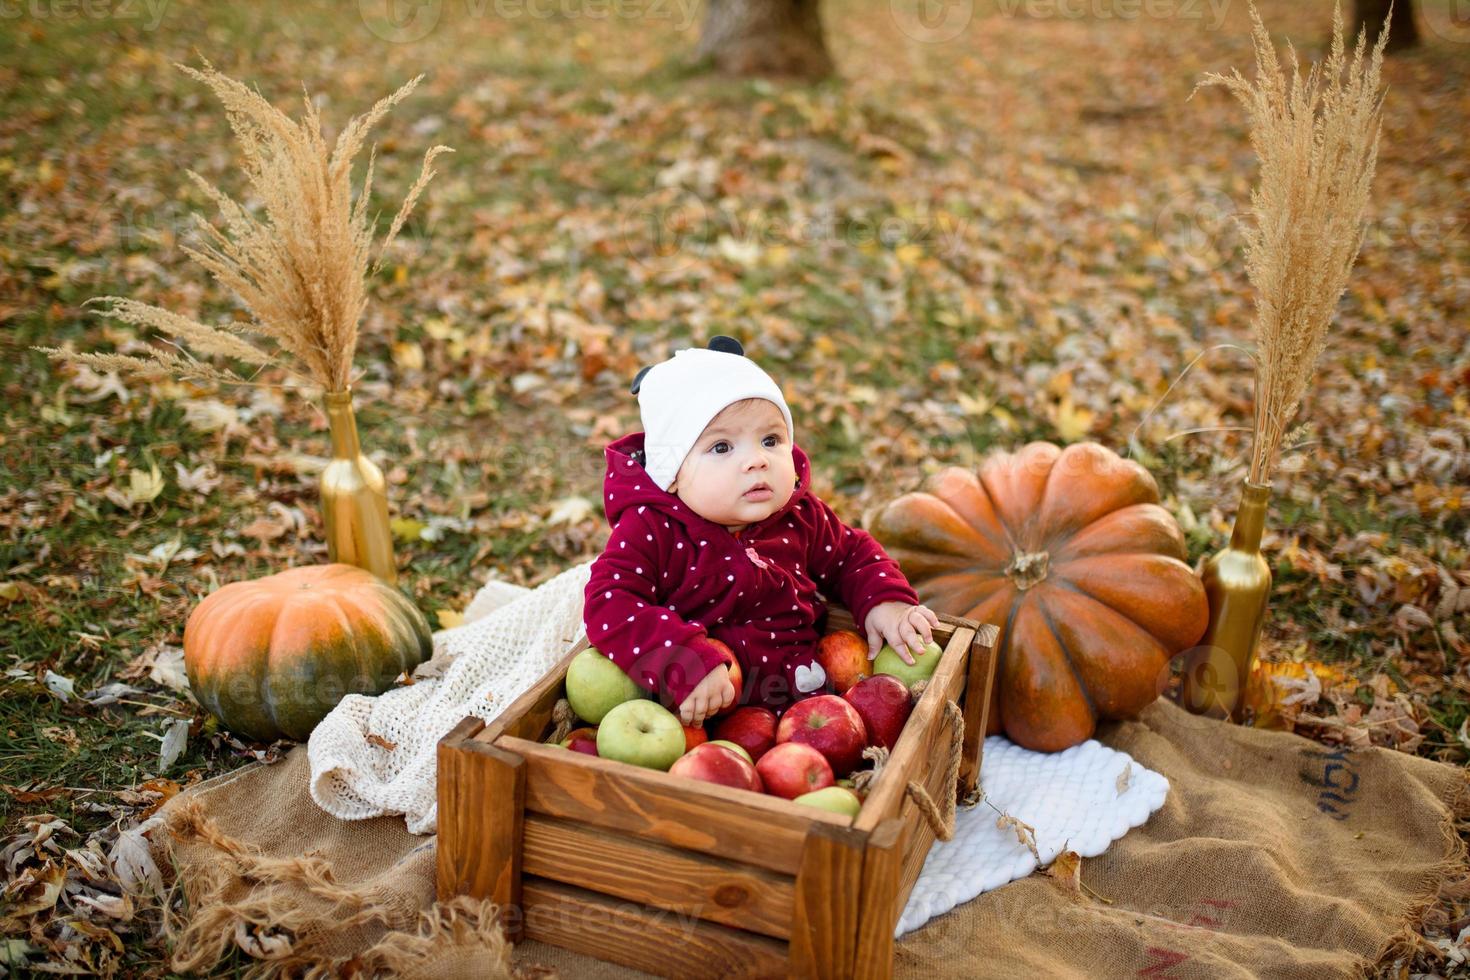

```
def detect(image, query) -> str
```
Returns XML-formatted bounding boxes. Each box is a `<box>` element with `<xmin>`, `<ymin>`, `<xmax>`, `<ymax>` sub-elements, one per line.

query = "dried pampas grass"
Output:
<box><xmin>1194</xmin><ymin>2</ymin><xmax>1387</xmax><ymax>485</ymax></box>
<box><xmin>39</xmin><ymin>61</ymin><xmax>452</xmax><ymax>393</ymax></box>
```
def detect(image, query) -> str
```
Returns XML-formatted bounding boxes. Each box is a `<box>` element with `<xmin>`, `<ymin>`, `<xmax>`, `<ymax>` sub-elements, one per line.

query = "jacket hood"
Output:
<box><xmin>602</xmin><ymin>431</ymin><xmax>812</xmax><ymax>534</ymax></box>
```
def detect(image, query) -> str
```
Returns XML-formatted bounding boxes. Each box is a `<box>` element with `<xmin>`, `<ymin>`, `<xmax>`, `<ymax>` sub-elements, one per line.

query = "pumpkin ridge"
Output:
<box><xmin>978</xmin><ymin>443</ymin><xmax>1058</xmax><ymax>551</ymax></box>
<box><xmin>334</xmin><ymin>590</ymin><xmax>384</xmax><ymax>684</ymax></box>
<box><xmin>992</xmin><ymin>590</ymin><xmax>1025</xmax><ymax>735</ymax></box>
<box><xmin>922</xmin><ymin>469</ymin><xmax>1017</xmax><ymax>559</ymax></box>
<box><xmin>1053</xmin><ymin>503</ymin><xmax>1188</xmax><ymax>564</ymax></box>
<box><xmin>1035</xmin><ymin>590</ymin><xmax>1099</xmax><ymax>724</ymax></box>
<box><xmin>968</xmin><ymin>478</ymin><xmax>1019</xmax><ymax>558</ymax></box>
<box><xmin>378</xmin><ymin>588</ymin><xmax>430</xmax><ymax>673</ymax></box>
<box><xmin>1050</xmin><ymin>553</ymin><xmax>1208</xmax><ymax>653</ymax></box>
<box><xmin>325</xmin><ymin>591</ymin><xmax>375</xmax><ymax>693</ymax></box>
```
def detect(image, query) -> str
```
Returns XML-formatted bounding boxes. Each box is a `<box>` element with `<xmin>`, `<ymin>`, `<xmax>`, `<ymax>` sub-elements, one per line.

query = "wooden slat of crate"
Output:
<box><xmin>852</xmin><ymin>817</ymin><xmax>905</xmax><ymax>980</ymax></box>
<box><xmin>498</xmin><ymin>734</ymin><xmax>850</xmax><ymax>876</ymax></box>
<box><xmin>521</xmin><ymin>876</ymin><xmax>789</xmax><ymax>979</ymax></box>
<box><xmin>521</xmin><ymin>813</ymin><xmax>796</xmax><ymax>939</ymax></box>
<box><xmin>437</xmin><ymin>718</ymin><xmax>525</xmax><ymax>940</ymax></box>
<box><xmin>958</xmin><ymin>623</ymin><xmax>1000</xmax><ymax>796</ymax></box>
<box><xmin>853</xmin><ymin>624</ymin><xmax>975</xmax><ymax>833</ymax></box>
<box><xmin>790</xmin><ymin>822</ymin><xmax>868</xmax><ymax>977</ymax></box>
<box><xmin>892</xmin><ymin>702</ymin><xmax>969</xmax><ymax>919</ymax></box>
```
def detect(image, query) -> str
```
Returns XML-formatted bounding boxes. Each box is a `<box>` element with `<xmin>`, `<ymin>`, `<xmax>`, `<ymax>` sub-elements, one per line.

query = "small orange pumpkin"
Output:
<box><xmin>184</xmin><ymin>563</ymin><xmax>432</xmax><ymax>741</ymax></box>
<box><xmin>867</xmin><ymin>441</ymin><xmax>1208</xmax><ymax>751</ymax></box>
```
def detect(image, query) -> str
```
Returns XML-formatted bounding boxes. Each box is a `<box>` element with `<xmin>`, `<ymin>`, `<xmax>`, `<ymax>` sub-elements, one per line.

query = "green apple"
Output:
<box><xmin>565</xmin><ymin>647</ymin><xmax>644</xmax><ymax>724</ymax></box>
<box><xmin>706</xmin><ymin>739</ymin><xmax>754</xmax><ymax>764</ymax></box>
<box><xmin>596</xmin><ymin>700</ymin><xmax>685</xmax><ymax>770</ymax></box>
<box><xmin>792</xmin><ymin>785</ymin><xmax>863</xmax><ymax>817</ymax></box>
<box><xmin>872</xmin><ymin>640</ymin><xmax>943</xmax><ymax>688</ymax></box>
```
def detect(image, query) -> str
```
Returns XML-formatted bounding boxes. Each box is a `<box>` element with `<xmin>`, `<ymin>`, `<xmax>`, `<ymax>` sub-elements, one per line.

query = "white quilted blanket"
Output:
<box><xmin>307</xmin><ymin>559</ymin><xmax>1168</xmax><ymax>936</ymax></box>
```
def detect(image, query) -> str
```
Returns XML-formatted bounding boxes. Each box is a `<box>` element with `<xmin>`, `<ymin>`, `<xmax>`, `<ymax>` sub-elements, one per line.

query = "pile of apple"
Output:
<box><xmin>549</xmin><ymin>629</ymin><xmax>944</xmax><ymax>818</ymax></box>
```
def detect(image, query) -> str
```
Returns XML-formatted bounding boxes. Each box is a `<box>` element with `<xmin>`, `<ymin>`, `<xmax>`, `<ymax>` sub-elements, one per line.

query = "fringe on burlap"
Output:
<box><xmin>1373</xmin><ymin>766</ymin><xmax>1470</xmax><ymax>970</ymax></box>
<box><xmin>157</xmin><ymin>798</ymin><xmax>531</xmax><ymax>979</ymax></box>
<box><xmin>352</xmin><ymin>894</ymin><xmax>558</xmax><ymax>980</ymax></box>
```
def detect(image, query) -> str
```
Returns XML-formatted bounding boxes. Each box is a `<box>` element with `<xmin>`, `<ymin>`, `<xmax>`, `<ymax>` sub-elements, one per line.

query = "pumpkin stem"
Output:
<box><xmin>1005</xmin><ymin>550</ymin><xmax>1051</xmax><ymax>591</ymax></box>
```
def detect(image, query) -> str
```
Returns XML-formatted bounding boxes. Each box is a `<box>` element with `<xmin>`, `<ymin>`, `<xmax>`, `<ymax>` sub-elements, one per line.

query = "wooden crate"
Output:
<box><xmin>437</xmin><ymin>605</ymin><xmax>999</xmax><ymax>979</ymax></box>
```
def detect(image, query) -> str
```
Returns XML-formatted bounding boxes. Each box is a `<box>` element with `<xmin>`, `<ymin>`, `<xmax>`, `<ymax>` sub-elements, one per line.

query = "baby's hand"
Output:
<box><xmin>677</xmin><ymin>664</ymin><xmax>735</xmax><ymax>726</ymax></box>
<box><xmin>865</xmin><ymin>602</ymin><xmax>941</xmax><ymax>665</ymax></box>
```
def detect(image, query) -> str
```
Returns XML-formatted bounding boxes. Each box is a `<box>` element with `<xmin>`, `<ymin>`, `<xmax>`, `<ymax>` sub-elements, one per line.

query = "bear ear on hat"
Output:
<box><xmin>630</xmin><ymin>365</ymin><xmax>653</xmax><ymax>395</ymax></box>
<box><xmin>707</xmin><ymin>335</ymin><xmax>743</xmax><ymax>356</ymax></box>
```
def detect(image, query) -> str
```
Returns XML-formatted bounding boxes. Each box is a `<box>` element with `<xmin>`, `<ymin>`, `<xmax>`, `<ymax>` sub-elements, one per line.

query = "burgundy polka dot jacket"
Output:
<box><xmin>582</xmin><ymin>431</ymin><xmax>920</xmax><ymax>714</ymax></box>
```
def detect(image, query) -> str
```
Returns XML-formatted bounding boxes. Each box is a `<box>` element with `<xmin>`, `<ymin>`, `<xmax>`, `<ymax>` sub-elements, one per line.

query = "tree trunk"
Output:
<box><xmin>695</xmin><ymin>0</ymin><xmax>833</xmax><ymax>80</ymax></box>
<box><xmin>1353</xmin><ymin>0</ymin><xmax>1419</xmax><ymax>51</ymax></box>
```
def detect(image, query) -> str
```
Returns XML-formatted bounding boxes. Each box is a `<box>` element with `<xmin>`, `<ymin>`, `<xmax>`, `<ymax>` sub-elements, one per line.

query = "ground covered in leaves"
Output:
<box><xmin>1</xmin><ymin>0</ymin><xmax>1467</xmax><ymax>974</ymax></box>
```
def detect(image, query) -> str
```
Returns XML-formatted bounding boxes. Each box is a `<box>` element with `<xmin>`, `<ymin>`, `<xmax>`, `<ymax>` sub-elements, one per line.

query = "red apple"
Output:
<box><xmin>711</xmin><ymin>706</ymin><xmax>778</xmax><ymax>762</ymax></box>
<box><xmin>776</xmin><ymin>695</ymin><xmax>868</xmax><ymax>776</ymax></box>
<box><xmin>560</xmin><ymin>726</ymin><xmax>599</xmax><ymax>756</ymax></box>
<box><xmin>682</xmin><ymin>724</ymin><xmax>709</xmax><ymax>753</ymax></box>
<box><xmin>668</xmin><ymin>743</ymin><xmax>763</xmax><ymax>793</ymax></box>
<box><xmin>842</xmin><ymin>674</ymin><xmax>913</xmax><ymax>751</ymax></box>
<box><xmin>756</xmin><ymin>742</ymin><xmax>834</xmax><ymax>800</ymax></box>
<box><xmin>816</xmin><ymin>629</ymin><xmax>870</xmax><ymax>694</ymax></box>
<box><xmin>707</xmin><ymin>638</ymin><xmax>743</xmax><ymax>715</ymax></box>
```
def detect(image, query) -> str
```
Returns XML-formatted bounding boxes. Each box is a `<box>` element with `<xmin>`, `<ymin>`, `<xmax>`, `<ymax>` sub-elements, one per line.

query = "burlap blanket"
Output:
<box><xmin>149</xmin><ymin>691</ymin><xmax>1466</xmax><ymax>978</ymax></box>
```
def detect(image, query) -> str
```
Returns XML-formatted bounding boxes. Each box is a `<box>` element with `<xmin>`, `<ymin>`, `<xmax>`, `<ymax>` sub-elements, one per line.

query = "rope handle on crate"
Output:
<box><xmin>851</xmin><ymin>685</ymin><xmax>979</xmax><ymax>842</ymax></box>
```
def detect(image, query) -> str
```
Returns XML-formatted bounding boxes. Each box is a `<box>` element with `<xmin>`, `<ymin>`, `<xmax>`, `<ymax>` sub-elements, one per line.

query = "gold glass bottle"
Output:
<box><xmin>1179</xmin><ymin>481</ymin><xmax>1272</xmax><ymax>720</ymax></box>
<box><xmin>320</xmin><ymin>388</ymin><xmax>397</xmax><ymax>584</ymax></box>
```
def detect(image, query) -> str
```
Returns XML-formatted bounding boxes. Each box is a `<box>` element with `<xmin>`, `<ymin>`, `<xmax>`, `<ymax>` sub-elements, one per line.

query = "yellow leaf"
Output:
<box><xmin>545</xmin><ymin>496</ymin><xmax>596</xmax><ymax>526</ymax></box>
<box><xmin>437</xmin><ymin>609</ymin><xmax>466</xmax><ymax>630</ymax></box>
<box><xmin>391</xmin><ymin>517</ymin><xmax>427</xmax><ymax>542</ymax></box>
<box><xmin>126</xmin><ymin>463</ymin><xmax>166</xmax><ymax>507</ymax></box>
<box><xmin>1044</xmin><ymin>850</ymin><xmax>1083</xmax><ymax>894</ymax></box>
<box><xmin>422</xmin><ymin>317</ymin><xmax>461</xmax><ymax>341</ymax></box>
<box><xmin>1049</xmin><ymin>395</ymin><xmax>1095</xmax><ymax>443</ymax></box>
<box><xmin>956</xmin><ymin>392</ymin><xmax>991</xmax><ymax>417</ymax></box>
<box><xmin>392</xmin><ymin>341</ymin><xmax>425</xmax><ymax>371</ymax></box>
<box><xmin>894</xmin><ymin>243</ymin><xmax>923</xmax><ymax>267</ymax></box>
<box><xmin>1046</xmin><ymin>371</ymin><xmax>1074</xmax><ymax>396</ymax></box>
<box><xmin>1245</xmin><ymin>660</ymin><xmax>1355</xmax><ymax>729</ymax></box>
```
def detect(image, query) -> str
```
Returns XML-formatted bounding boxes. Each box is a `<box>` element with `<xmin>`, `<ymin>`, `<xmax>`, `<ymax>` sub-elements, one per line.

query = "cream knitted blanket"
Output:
<box><xmin>308</xmin><ymin>560</ymin><xmax>595</xmax><ymax>835</ymax></box>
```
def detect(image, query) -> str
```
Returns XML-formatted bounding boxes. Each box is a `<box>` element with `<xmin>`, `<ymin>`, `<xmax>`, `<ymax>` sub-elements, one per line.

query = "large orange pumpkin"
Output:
<box><xmin>867</xmin><ymin>441</ymin><xmax>1207</xmax><ymax>752</ymax></box>
<box><xmin>184</xmin><ymin>564</ymin><xmax>432</xmax><ymax>742</ymax></box>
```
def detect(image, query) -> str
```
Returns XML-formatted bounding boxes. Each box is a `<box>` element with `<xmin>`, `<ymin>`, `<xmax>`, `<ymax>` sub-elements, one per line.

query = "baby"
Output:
<box><xmin>582</xmin><ymin>336</ymin><xmax>939</xmax><ymax>726</ymax></box>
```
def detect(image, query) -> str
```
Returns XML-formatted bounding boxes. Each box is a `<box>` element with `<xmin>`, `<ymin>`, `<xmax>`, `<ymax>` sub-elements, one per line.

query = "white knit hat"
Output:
<box><xmin>632</xmin><ymin>336</ymin><xmax>794</xmax><ymax>492</ymax></box>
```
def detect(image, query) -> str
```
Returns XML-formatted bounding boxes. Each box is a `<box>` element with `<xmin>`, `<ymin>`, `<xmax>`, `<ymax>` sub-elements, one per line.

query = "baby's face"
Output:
<box><xmin>669</xmin><ymin>399</ymin><xmax>795</xmax><ymax>533</ymax></box>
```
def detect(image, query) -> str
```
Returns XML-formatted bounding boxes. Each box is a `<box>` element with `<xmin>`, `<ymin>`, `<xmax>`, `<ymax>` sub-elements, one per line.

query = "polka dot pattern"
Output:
<box><xmin>584</xmin><ymin>463</ymin><xmax>917</xmax><ymax>711</ymax></box>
